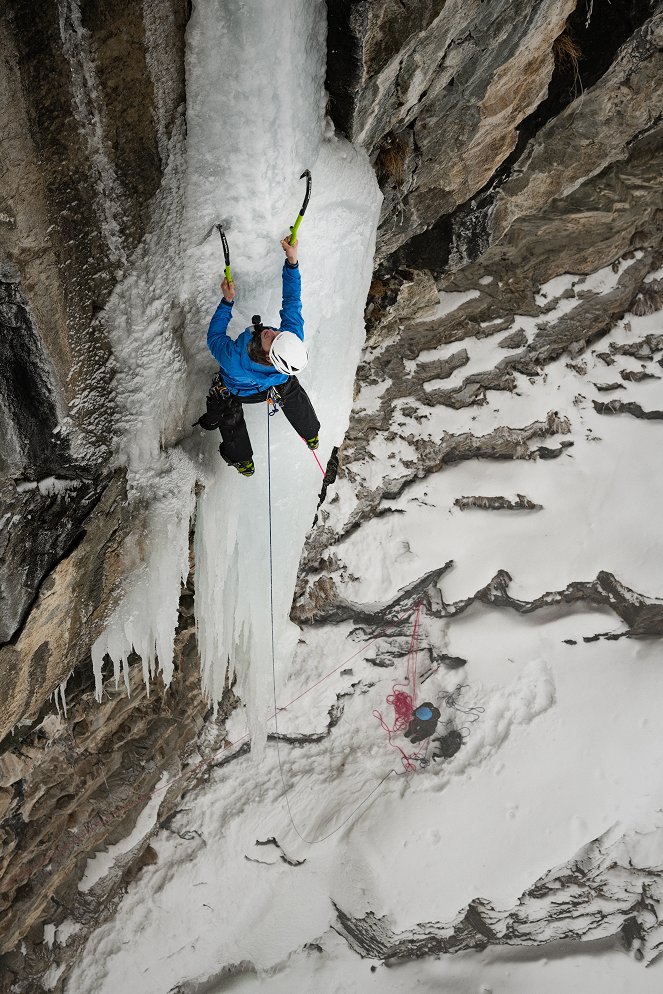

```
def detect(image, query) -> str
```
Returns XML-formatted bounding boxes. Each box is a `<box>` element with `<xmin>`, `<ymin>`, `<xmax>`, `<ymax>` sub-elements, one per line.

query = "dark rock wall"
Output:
<box><xmin>0</xmin><ymin>0</ymin><xmax>187</xmax><ymax>643</ymax></box>
<box><xmin>0</xmin><ymin>5</ymin><xmax>193</xmax><ymax>987</ymax></box>
<box><xmin>0</xmin><ymin>0</ymin><xmax>187</xmax><ymax>461</ymax></box>
<box><xmin>326</xmin><ymin>0</ymin><xmax>662</xmax><ymax>269</ymax></box>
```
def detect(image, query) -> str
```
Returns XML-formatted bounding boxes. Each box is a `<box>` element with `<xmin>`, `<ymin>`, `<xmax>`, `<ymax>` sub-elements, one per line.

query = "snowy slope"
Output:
<box><xmin>65</xmin><ymin>254</ymin><xmax>663</xmax><ymax>994</ymax></box>
<box><xmin>61</xmin><ymin>2</ymin><xmax>663</xmax><ymax>992</ymax></box>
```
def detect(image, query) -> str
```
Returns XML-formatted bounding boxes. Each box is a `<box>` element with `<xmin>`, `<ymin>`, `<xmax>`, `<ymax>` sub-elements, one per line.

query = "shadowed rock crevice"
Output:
<box><xmin>0</xmin><ymin>278</ymin><xmax>67</xmax><ymax>479</ymax></box>
<box><xmin>593</xmin><ymin>398</ymin><xmax>663</xmax><ymax>419</ymax></box>
<box><xmin>453</xmin><ymin>494</ymin><xmax>542</xmax><ymax>511</ymax></box>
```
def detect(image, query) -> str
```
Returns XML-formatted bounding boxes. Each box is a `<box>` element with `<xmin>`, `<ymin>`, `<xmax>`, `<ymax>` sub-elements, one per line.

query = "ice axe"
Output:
<box><xmin>289</xmin><ymin>169</ymin><xmax>312</xmax><ymax>245</ymax></box>
<box><xmin>216</xmin><ymin>224</ymin><xmax>232</xmax><ymax>284</ymax></box>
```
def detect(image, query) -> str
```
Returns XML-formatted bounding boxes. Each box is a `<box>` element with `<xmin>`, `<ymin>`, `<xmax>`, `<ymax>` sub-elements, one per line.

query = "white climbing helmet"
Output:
<box><xmin>269</xmin><ymin>331</ymin><xmax>309</xmax><ymax>375</ymax></box>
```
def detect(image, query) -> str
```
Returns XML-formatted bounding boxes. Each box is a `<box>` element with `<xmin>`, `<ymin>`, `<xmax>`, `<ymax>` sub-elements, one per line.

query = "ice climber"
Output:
<box><xmin>196</xmin><ymin>236</ymin><xmax>320</xmax><ymax>477</ymax></box>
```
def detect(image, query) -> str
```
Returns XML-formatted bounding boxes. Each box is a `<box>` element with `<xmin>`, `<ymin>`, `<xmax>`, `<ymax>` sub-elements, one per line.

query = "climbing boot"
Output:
<box><xmin>305</xmin><ymin>434</ymin><xmax>319</xmax><ymax>451</ymax></box>
<box><xmin>219</xmin><ymin>445</ymin><xmax>255</xmax><ymax>477</ymax></box>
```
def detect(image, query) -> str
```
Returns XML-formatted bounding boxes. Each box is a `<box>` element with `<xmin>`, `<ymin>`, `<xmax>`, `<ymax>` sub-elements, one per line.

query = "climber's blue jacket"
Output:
<box><xmin>207</xmin><ymin>261</ymin><xmax>303</xmax><ymax>397</ymax></box>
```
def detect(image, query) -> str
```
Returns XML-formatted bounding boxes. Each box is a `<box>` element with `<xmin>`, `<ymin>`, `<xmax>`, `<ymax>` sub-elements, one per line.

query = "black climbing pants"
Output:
<box><xmin>198</xmin><ymin>374</ymin><xmax>320</xmax><ymax>464</ymax></box>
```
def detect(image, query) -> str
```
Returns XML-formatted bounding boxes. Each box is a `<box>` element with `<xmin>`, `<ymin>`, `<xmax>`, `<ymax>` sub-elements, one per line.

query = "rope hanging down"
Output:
<box><xmin>266</xmin><ymin>407</ymin><xmax>397</xmax><ymax>845</ymax></box>
<box><xmin>263</xmin><ymin>409</ymin><xmax>484</xmax><ymax>838</ymax></box>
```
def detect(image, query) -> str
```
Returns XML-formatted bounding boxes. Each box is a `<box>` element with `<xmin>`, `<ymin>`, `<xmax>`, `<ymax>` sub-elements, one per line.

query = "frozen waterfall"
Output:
<box><xmin>90</xmin><ymin>0</ymin><xmax>381</xmax><ymax>749</ymax></box>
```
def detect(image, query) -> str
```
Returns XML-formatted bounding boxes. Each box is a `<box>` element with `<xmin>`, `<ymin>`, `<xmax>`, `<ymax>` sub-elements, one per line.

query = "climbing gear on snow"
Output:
<box><xmin>289</xmin><ymin>169</ymin><xmax>311</xmax><ymax>245</ymax></box>
<box><xmin>431</xmin><ymin>728</ymin><xmax>464</xmax><ymax>760</ymax></box>
<box><xmin>440</xmin><ymin>684</ymin><xmax>485</xmax><ymax>725</ymax></box>
<box><xmin>216</xmin><ymin>224</ymin><xmax>233</xmax><ymax>284</ymax></box>
<box><xmin>404</xmin><ymin>702</ymin><xmax>441</xmax><ymax>744</ymax></box>
<box><xmin>305</xmin><ymin>434</ymin><xmax>319</xmax><ymax>450</ymax></box>
<box><xmin>269</xmin><ymin>331</ymin><xmax>308</xmax><ymax>374</ymax></box>
<box><xmin>373</xmin><ymin>601</ymin><xmax>425</xmax><ymax>771</ymax></box>
<box><xmin>265</xmin><ymin>403</ymin><xmax>396</xmax><ymax>843</ymax></box>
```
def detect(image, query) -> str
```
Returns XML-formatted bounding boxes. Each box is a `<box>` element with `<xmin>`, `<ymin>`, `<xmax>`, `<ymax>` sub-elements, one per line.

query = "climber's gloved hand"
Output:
<box><xmin>221</xmin><ymin>276</ymin><xmax>235</xmax><ymax>303</ymax></box>
<box><xmin>281</xmin><ymin>235</ymin><xmax>298</xmax><ymax>265</ymax></box>
<box><xmin>403</xmin><ymin>702</ymin><xmax>441</xmax><ymax>744</ymax></box>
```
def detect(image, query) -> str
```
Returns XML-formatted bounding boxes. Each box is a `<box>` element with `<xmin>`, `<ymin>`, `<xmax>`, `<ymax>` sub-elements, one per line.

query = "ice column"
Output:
<box><xmin>187</xmin><ymin>0</ymin><xmax>382</xmax><ymax>750</ymax></box>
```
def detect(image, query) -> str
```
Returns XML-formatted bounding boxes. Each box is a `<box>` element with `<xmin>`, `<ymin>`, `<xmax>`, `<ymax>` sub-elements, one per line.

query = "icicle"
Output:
<box><xmin>89</xmin><ymin>0</ymin><xmax>380</xmax><ymax>742</ymax></box>
<box><xmin>91</xmin><ymin>458</ymin><xmax>197</xmax><ymax>701</ymax></box>
<box><xmin>59</xmin><ymin>677</ymin><xmax>69</xmax><ymax>718</ymax></box>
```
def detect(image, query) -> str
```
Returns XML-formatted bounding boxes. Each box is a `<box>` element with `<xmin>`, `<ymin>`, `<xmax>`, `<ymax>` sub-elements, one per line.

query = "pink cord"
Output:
<box><xmin>301</xmin><ymin>436</ymin><xmax>326</xmax><ymax>475</ymax></box>
<box><xmin>373</xmin><ymin>601</ymin><xmax>424</xmax><ymax>772</ymax></box>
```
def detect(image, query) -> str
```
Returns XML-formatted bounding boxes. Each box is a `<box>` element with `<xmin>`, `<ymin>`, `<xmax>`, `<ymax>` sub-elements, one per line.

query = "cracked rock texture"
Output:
<box><xmin>333</xmin><ymin>818</ymin><xmax>663</xmax><ymax>962</ymax></box>
<box><xmin>299</xmin><ymin>0</ymin><xmax>663</xmax><ymax>623</ymax></box>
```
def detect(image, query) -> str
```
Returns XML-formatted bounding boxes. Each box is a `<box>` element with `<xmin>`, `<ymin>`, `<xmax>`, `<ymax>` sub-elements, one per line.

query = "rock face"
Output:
<box><xmin>1</xmin><ymin>0</ymin><xmax>663</xmax><ymax>988</ymax></box>
<box><xmin>0</xmin><ymin>3</ymin><xmax>192</xmax><ymax>988</ymax></box>
<box><xmin>295</xmin><ymin>0</ymin><xmax>663</xmax><ymax>619</ymax></box>
<box><xmin>0</xmin><ymin>0</ymin><xmax>187</xmax><ymax>639</ymax></box>
<box><xmin>327</xmin><ymin>0</ymin><xmax>662</xmax><ymax>268</ymax></box>
<box><xmin>0</xmin><ymin>569</ymin><xmax>230</xmax><ymax>991</ymax></box>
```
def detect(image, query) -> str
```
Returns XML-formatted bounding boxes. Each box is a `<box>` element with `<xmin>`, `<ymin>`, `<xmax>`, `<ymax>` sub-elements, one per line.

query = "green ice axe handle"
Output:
<box><xmin>290</xmin><ymin>214</ymin><xmax>304</xmax><ymax>243</ymax></box>
<box><xmin>216</xmin><ymin>225</ymin><xmax>233</xmax><ymax>282</ymax></box>
<box><xmin>290</xmin><ymin>169</ymin><xmax>311</xmax><ymax>245</ymax></box>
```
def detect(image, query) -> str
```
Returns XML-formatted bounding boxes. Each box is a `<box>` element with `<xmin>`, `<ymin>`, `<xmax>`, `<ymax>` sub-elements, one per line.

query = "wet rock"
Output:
<box><xmin>593</xmin><ymin>382</ymin><xmax>626</xmax><ymax>392</ymax></box>
<box><xmin>0</xmin><ymin>475</ymin><xmax>103</xmax><ymax>643</ymax></box>
<box><xmin>620</xmin><ymin>368</ymin><xmax>661</xmax><ymax>381</ymax></box>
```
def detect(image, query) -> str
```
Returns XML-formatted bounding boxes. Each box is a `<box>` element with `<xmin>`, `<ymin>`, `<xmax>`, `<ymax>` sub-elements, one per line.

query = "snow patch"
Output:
<box><xmin>78</xmin><ymin>772</ymin><xmax>169</xmax><ymax>893</ymax></box>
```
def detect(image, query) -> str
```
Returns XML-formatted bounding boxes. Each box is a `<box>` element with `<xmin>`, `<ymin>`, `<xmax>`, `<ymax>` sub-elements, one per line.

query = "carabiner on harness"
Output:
<box><xmin>267</xmin><ymin>386</ymin><xmax>283</xmax><ymax>416</ymax></box>
<box><xmin>210</xmin><ymin>372</ymin><xmax>230</xmax><ymax>400</ymax></box>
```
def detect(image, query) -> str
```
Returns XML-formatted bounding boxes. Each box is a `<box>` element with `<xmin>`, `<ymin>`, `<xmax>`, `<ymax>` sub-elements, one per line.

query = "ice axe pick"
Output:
<box><xmin>289</xmin><ymin>169</ymin><xmax>312</xmax><ymax>245</ymax></box>
<box><xmin>216</xmin><ymin>224</ymin><xmax>232</xmax><ymax>284</ymax></box>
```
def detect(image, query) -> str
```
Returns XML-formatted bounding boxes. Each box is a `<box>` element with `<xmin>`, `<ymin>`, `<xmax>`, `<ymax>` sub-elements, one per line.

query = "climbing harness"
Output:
<box><xmin>210</xmin><ymin>372</ymin><xmax>230</xmax><ymax>400</ymax></box>
<box><xmin>266</xmin><ymin>386</ymin><xmax>283</xmax><ymax>415</ymax></box>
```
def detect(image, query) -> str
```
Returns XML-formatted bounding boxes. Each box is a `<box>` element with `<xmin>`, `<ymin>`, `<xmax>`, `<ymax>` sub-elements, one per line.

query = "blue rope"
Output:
<box><xmin>265</xmin><ymin>406</ymin><xmax>395</xmax><ymax>845</ymax></box>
